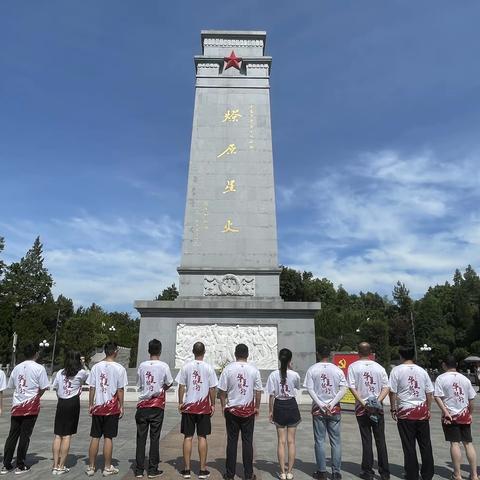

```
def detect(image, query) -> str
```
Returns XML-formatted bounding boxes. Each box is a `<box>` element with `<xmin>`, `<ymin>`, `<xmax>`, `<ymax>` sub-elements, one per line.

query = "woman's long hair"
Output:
<box><xmin>63</xmin><ymin>350</ymin><xmax>82</xmax><ymax>378</ymax></box>
<box><xmin>278</xmin><ymin>348</ymin><xmax>292</xmax><ymax>385</ymax></box>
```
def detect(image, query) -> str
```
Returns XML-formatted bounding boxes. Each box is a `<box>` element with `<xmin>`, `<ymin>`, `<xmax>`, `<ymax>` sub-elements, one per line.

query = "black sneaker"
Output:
<box><xmin>313</xmin><ymin>473</ymin><xmax>327</xmax><ymax>480</ymax></box>
<box><xmin>359</xmin><ymin>472</ymin><xmax>374</xmax><ymax>480</ymax></box>
<box><xmin>147</xmin><ymin>471</ymin><xmax>163</xmax><ymax>479</ymax></box>
<box><xmin>332</xmin><ymin>473</ymin><xmax>342</xmax><ymax>480</ymax></box>
<box><xmin>14</xmin><ymin>466</ymin><xmax>30</xmax><ymax>476</ymax></box>
<box><xmin>0</xmin><ymin>466</ymin><xmax>14</xmax><ymax>476</ymax></box>
<box><xmin>180</xmin><ymin>471</ymin><xmax>191</xmax><ymax>479</ymax></box>
<box><xmin>198</xmin><ymin>471</ymin><xmax>210</xmax><ymax>479</ymax></box>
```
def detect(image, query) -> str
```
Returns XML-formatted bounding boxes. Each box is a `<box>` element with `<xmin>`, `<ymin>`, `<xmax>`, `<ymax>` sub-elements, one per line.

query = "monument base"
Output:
<box><xmin>135</xmin><ymin>298</ymin><xmax>320</xmax><ymax>379</ymax></box>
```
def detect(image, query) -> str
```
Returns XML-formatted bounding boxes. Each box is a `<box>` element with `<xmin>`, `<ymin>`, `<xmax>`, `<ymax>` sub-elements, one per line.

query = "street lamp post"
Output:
<box><xmin>50</xmin><ymin>309</ymin><xmax>61</xmax><ymax>375</ymax></box>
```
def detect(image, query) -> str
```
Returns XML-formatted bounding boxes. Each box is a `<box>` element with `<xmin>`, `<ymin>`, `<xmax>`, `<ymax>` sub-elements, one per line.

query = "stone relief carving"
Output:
<box><xmin>175</xmin><ymin>323</ymin><xmax>278</xmax><ymax>369</ymax></box>
<box><xmin>203</xmin><ymin>38</ymin><xmax>264</xmax><ymax>48</ymax></box>
<box><xmin>204</xmin><ymin>274</ymin><xmax>255</xmax><ymax>296</ymax></box>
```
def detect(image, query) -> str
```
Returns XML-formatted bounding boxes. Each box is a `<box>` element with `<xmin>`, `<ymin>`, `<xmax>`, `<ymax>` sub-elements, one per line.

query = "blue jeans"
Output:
<box><xmin>313</xmin><ymin>414</ymin><xmax>342</xmax><ymax>474</ymax></box>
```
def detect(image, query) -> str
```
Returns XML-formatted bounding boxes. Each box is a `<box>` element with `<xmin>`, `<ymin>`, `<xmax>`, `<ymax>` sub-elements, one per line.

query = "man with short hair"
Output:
<box><xmin>347</xmin><ymin>342</ymin><xmax>390</xmax><ymax>480</ymax></box>
<box><xmin>389</xmin><ymin>346</ymin><xmax>434</xmax><ymax>480</ymax></box>
<box><xmin>176</xmin><ymin>342</ymin><xmax>218</xmax><ymax>479</ymax></box>
<box><xmin>304</xmin><ymin>344</ymin><xmax>347</xmax><ymax>480</ymax></box>
<box><xmin>218</xmin><ymin>344</ymin><xmax>263</xmax><ymax>480</ymax></box>
<box><xmin>1</xmin><ymin>343</ymin><xmax>49</xmax><ymax>475</ymax></box>
<box><xmin>434</xmin><ymin>355</ymin><xmax>478</xmax><ymax>480</ymax></box>
<box><xmin>135</xmin><ymin>339</ymin><xmax>173</xmax><ymax>478</ymax></box>
<box><xmin>86</xmin><ymin>341</ymin><xmax>128</xmax><ymax>477</ymax></box>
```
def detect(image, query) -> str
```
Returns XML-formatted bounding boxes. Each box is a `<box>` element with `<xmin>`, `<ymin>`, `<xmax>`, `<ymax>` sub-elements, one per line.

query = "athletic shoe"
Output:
<box><xmin>279</xmin><ymin>474</ymin><xmax>286</xmax><ymax>480</ymax></box>
<box><xmin>14</xmin><ymin>467</ymin><xmax>30</xmax><ymax>475</ymax></box>
<box><xmin>198</xmin><ymin>471</ymin><xmax>210</xmax><ymax>479</ymax></box>
<box><xmin>180</xmin><ymin>471</ymin><xmax>191</xmax><ymax>479</ymax></box>
<box><xmin>1</xmin><ymin>466</ymin><xmax>14</xmax><ymax>475</ymax></box>
<box><xmin>102</xmin><ymin>466</ymin><xmax>119</xmax><ymax>477</ymax></box>
<box><xmin>312</xmin><ymin>473</ymin><xmax>327</xmax><ymax>480</ymax></box>
<box><xmin>147</xmin><ymin>472</ymin><xmax>163</xmax><ymax>479</ymax></box>
<box><xmin>56</xmin><ymin>468</ymin><xmax>70</xmax><ymax>475</ymax></box>
<box><xmin>135</xmin><ymin>473</ymin><xmax>144</xmax><ymax>478</ymax></box>
<box><xmin>85</xmin><ymin>467</ymin><xmax>95</xmax><ymax>477</ymax></box>
<box><xmin>286</xmin><ymin>474</ymin><xmax>294</xmax><ymax>480</ymax></box>
<box><xmin>332</xmin><ymin>474</ymin><xmax>342</xmax><ymax>480</ymax></box>
<box><xmin>359</xmin><ymin>472</ymin><xmax>374</xmax><ymax>480</ymax></box>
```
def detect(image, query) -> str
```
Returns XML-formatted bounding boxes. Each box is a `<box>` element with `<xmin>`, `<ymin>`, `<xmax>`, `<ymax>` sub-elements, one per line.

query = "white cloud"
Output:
<box><xmin>279</xmin><ymin>149</ymin><xmax>480</xmax><ymax>297</ymax></box>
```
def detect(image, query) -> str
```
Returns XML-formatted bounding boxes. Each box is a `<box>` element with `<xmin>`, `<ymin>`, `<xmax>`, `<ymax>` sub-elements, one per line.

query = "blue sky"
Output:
<box><xmin>1</xmin><ymin>1</ymin><xmax>479</xmax><ymax>312</ymax></box>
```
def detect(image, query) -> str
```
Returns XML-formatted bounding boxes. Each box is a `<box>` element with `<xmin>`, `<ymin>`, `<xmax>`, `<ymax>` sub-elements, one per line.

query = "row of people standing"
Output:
<box><xmin>0</xmin><ymin>340</ymin><xmax>478</xmax><ymax>480</ymax></box>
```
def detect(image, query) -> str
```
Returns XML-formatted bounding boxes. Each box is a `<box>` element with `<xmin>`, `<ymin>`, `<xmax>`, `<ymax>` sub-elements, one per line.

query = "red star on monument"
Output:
<box><xmin>224</xmin><ymin>50</ymin><xmax>242</xmax><ymax>70</ymax></box>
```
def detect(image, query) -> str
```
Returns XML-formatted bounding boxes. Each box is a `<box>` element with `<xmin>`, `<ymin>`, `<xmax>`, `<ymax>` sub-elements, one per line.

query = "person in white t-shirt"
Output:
<box><xmin>1</xmin><ymin>343</ymin><xmax>49</xmax><ymax>476</ymax></box>
<box><xmin>134</xmin><ymin>339</ymin><xmax>173</xmax><ymax>479</ymax></box>
<box><xmin>304</xmin><ymin>344</ymin><xmax>347</xmax><ymax>480</ymax></box>
<box><xmin>51</xmin><ymin>350</ymin><xmax>89</xmax><ymax>475</ymax></box>
<box><xmin>218</xmin><ymin>343</ymin><xmax>263</xmax><ymax>480</ymax></box>
<box><xmin>266</xmin><ymin>348</ymin><xmax>301</xmax><ymax>480</ymax></box>
<box><xmin>389</xmin><ymin>346</ymin><xmax>434</xmax><ymax>480</ymax></box>
<box><xmin>434</xmin><ymin>355</ymin><xmax>478</xmax><ymax>480</ymax></box>
<box><xmin>0</xmin><ymin>369</ymin><xmax>7</xmax><ymax>416</ymax></box>
<box><xmin>347</xmin><ymin>342</ymin><xmax>390</xmax><ymax>480</ymax></box>
<box><xmin>176</xmin><ymin>341</ymin><xmax>218</xmax><ymax>479</ymax></box>
<box><xmin>85</xmin><ymin>342</ymin><xmax>128</xmax><ymax>477</ymax></box>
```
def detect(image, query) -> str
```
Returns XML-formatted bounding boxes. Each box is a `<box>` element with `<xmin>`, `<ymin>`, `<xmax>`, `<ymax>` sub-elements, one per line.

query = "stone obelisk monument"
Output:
<box><xmin>135</xmin><ymin>30</ymin><xmax>320</xmax><ymax>377</ymax></box>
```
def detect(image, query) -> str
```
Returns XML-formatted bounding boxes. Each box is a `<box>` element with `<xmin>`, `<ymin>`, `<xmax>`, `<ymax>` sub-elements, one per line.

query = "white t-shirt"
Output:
<box><xmin>266</xmin><ymin>369</ymin><xmax>300</xmax><ymax>400</ymax></box>
<box><xmin>8</xmin><ymin>360</ymin><xmax>49</xmax><ymax>416</ymax></box>
<box><xmin>87</xmin><ymin>360</ymin><xmax>128</xmax><ymax>415</ymax></box>
<box><xmin>434</xmin><ymin>371</ymin><xmax>476</xmax><ymax>424</ymax></box>
<box><xmin>389</xmin><ymin>363</ymin><xmax>434</xmax><ymax>420</ymax></box>
<box><xmin>176</xmin><ymin>359</ymin><xmax>218</xmax><ymax>414</ymax></box>
<box><xmin>218</xmin><ymin>361</ymin><xmax>263</xmax><ymax>417</ymax></box>
<box><xmin>52</xmin><ymin>369</ymin><xmax>89</xmax><ymax>399</ymax></box>
<box><xmin>0</xmin><ymin>370</ymin><xmax>6</xmax><ymax>392</ymax></box>
<box><xmin>137</xmin><ymin>360</ymin><xmax>173</xmax><ymax>409</ymax></box>
<box><xmin>304</xmin><ymin>362</ymin><xmax>347</xmax><ymax>415</ymax></box>
<box><xmin>347</xmin><ymin>359</ymin><xmax>389</xmax><ymax>416</ymax></box>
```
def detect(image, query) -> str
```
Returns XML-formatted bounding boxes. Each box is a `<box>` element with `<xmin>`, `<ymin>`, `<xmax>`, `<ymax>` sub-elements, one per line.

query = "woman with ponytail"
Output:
<box><xmin>266</xmin><ymin>348</ymin><xmax>301</xmax><ymax>480</ymax></box>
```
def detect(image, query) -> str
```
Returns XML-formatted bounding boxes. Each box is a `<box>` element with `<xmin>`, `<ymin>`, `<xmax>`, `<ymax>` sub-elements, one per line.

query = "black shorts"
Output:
<box><xmin>54</xmin><ymin>396</ymin><xmax>80</xmax><ymax>436</ymax></box>
<box><xmin>442</xmin><ymin>422</ymin><xmax>473</xmax><ymax>443</ymax></box>
<box><xmin>90</xmin><ymin>414</ymin><xmax>120</xmax><ymax>439</ymax></box>
<box><xmin>181</xmin><ymin>413</ymin><xmax>211</xmax><ymax>437</ymax></box>
<box><xmin>272</xmin><ymin>398</ymin><xmax>301</xmax><ymax>428</ymax></box>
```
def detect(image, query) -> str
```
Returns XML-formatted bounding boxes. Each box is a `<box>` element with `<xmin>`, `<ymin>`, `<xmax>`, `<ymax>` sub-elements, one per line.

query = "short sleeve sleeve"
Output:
<box><xmin>338</xmin><ymin>369</ymin><xmax>347</xmax><ymax>387</ymax></box>
<box><xmin>52</xmin><ymin>371</ymin><xmax>60</xmax><ymax>391</ymax></box>
<box><xmin>265</xmin><ymin>372</ymin><xmax>275</xmax><ymax>396</ymax></box>
<box><xmin>218</xmin><ymin>369</ymin><xmax>228</xmax><ymax>392</ymax></box>
<box><xmin>468</xmin><ymin>380</ymin><xmax>477</xmax><ymax>400</ymax></box>
<box><xmin>424</xmin><ymin>371</ymin><xmax>434</xmax><ymax>394</ymax></box>
<box><xmin>7</xmin><ymin>372</ymin><xmax>15</xmax><ymax>389</ymax></box>
<box><xmin>254</xmin><ymin>369</ymin><xmax>263</xmax><ymax>391</ymax></box>
<box><xmin>434</xmin><ymin>377</ymin><xmax>444</xmax><ymax>398</ymax></box>
<box><xmin>0</xmin><ymin>371</ymin><xmax>7</xmax><ymax>391</ymax></box>
<box><xmin>294</xmin><ymin>372</ymin><xmax>301</xmax><ymax>390</ymax></box>
<box><xmin>303</xmin><ymin>368</ymin><xmax>313</xmax><ymax>389</ymax></box>
<box><xmin>209</xmin><ymin>367</ymin><xmax>218</xmax><ymax>388</ymax></box>
<box><xmin>175</xmin><ymin>367</ymin><xmax>187</xmax><ymax>386</ymax></box>
<box><xmin>347</xmin><ymin>365</ymin><xmax>356</xmax><ymax>388</ymax></box>
<box><xmin>39</xmin><ymin>367</ymin><xmax>50</xmax><ymax>390</ymax></box>
<box><xmin>119</xmin><ymin>367</ymin><xmax>128</xmax><ymax>389</ymax></box>
<box><xmin>164</xmin><ymin>365</ymin><xmax>174</xmax><ymax>386</ymax></box>
<box><xmin>86</xmin><ymin>367</ymin><xmax>95</xmax><ymax>387</ymax></box>
<box><xmin>380</xmin><ymin>367</ymin><xmax>389</xmax><ymax>388</ymax></box>
<box><xmin>388</xmin><ymin>369</ymin><xmax>398</xmax><ymax>393</ymax></box>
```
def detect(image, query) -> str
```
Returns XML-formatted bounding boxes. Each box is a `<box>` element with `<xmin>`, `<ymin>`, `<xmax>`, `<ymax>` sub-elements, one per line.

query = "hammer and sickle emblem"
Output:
<box><xmin>338</xmin><ymin>358</ymin><xmax>347</xmax><ymax>369</ymax></box>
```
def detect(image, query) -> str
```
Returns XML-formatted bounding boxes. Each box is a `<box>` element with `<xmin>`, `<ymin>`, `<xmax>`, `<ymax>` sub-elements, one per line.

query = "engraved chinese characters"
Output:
<box><xmin>175</xmin><ymin>324</ymin><xmax>278</xmax><ymax>369</ymax></box>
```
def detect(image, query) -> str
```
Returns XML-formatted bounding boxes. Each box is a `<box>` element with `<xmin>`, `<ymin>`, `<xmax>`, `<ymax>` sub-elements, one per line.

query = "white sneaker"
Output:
<box><xmin>102</xmin><ymin>467</ymin><xmax>119</xmax><ymax>477</ymax></box>
<box><xmin>56</xmin><ymin>468</ymin><xmax>70</xmax><ymax>475</ymax></box>
<box><xmin>1</xmin><ymin>466</ymin><xmax>14</xmax><ymax>476</ymax></box>
<box><xmin>85</xmin><ymin>467</ymin><xmax>95</xmax><ymax>477</ymax></box>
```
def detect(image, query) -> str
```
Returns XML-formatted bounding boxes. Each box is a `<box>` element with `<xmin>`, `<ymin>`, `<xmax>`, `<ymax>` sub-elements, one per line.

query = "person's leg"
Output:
<box><xmin>240</xmin><ymin>415</ymin><xmax>255</xmax><ymax>479</ymax></box>
<box><xmin>449</xmin><ymin>442</ymin><xmax>462</xmax><ymax>480</ymax></box>
<box><xmin>3</xmin><ymin>416</ymin><xmax>22</xmax><ymax>469</ymax></box>
<box><xmin>286</xmin><ymin>426</ymin><xmax>297</xmax><ymax>474</ymax></box>
<box><xmin>225</xmin><ymin>412</ymin><xmax>240</xmax><ymax>479</ymax></box>
<box><xmin>16</xmin><ymin>415</ymin><xmax>37</xmax><ymax>469</ymax></box>
<box><xmin>416</xmin><ymin>421</ymin><xmax>434</xmax><ymax>480</ymax></box>
<box><xmin>88</xmin><ymin>438</ymin><xmax>100</xmax><ymax>469</ymax></box>
<box><xmin>52</xmin><ymin>435</ymin><xmax>62</xmax><ymax>469</ymax></box>
<box><xmin>356</xmin><ymin>415</ymin><xmax>374</xmax><ymax>475</ymax></box>
<box><xmin>148</xmin><ymin>409</ymin><xmax>164</xmax><ymax>474</ymax></box>
<box><xmin>326</xmin><ymin>415</ymin><xmax>342</xmax><ymax>475</ymax></box>
<box><xmin>397</xmin><ymin>419</ymin><xmax>419</xmax><ymax>480</ymax></box>
<box><xmin>103</xmin><ymin>438</ymin><xmax>113</xmax><ymax>469</ymax></box>
<box><xmin>198</xmin><ymin>436</ymin><xmax>208</xmax><ymax>471</ymax></box>
<box><xmin>58</xmin><ymin>436</ymin><xmax>71</xmax><ymax>469</ymax></box>
<box><xmin>312</xmin><ymin>416</ymin><xmax>327</xmax><ymax>474</ymax></box>
<box><xmin>135</xmin><ymin>409</ymin><xmax>149</xmax><ymax>474</ymax></box>
<box><xmin>464</xmin><ymin>442</ymin><xmax>478</xmax><ymax>480</ymax></box>
<box><xmin>183</xmin><ymin>437</ymin><xmax>193</xmax><ymax>470</ymax></box>
<box><xmin>276</xmin><ymin>427</ymin><xmax>287</xmax><ymax>474</ymax></box>
<box><xmin>372</xmin><ymin>415</ymin><xmax>390</xmax><ymax>477</ymax></box>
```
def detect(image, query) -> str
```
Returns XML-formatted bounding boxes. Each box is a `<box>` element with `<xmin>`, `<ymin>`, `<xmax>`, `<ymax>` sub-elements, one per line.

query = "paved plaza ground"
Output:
<box><xmin>0</xmin><ymin>398</ymin><xmax>478</xmax><ymax>480</ymax></box>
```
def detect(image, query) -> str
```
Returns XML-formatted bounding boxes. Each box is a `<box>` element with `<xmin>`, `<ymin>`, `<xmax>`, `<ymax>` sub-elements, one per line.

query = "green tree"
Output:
<box><xmin>156</xmin><ymin>284</ymin><xmax>179</xmax><ymax>301</ymax></box>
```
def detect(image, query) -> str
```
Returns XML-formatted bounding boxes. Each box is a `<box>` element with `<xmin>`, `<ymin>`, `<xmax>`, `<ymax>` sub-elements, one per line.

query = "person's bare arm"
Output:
<box><xmin>389</xmin><ymin>392</ymin><xmax>397</xmax><ymax>421</ymax></box>
<box><xmin>378</xmin><ymin>386</ymin><xmax>390</xmax><ymax>403</ymax></box>
<box><xmin>89</xmin><ymin>387</ymin><xmax>95</xmax><ymax>416</ymax></box>
<box><xmin>178</xmin><ymin>384</ymin><xmax>185</xmax><ymax>411</ymax></box>
<box><xmin>426</xmin><ymin>392</ymin><xmax>433</xmax><ymax>410</ymax></box>
<box><xmin>117</xmin><ymin>388</ymin><xmax>125</xmax><ymax>418</ymax></box>
<box><xmin>434</xmin><ymin>395</ymin><xmax>452</xmax><ymax>422</ymax></box>
<box><xmin>38</xmin><ymin>388</ymin><xmax>47</xmax><ymax>398</ymax></box>
<box><xmin>163</xmin><ymin>382</ymin><xmax>173</xmax><ymax>392</ymax></box>
<box><xmin>254</xmin><ymin>390</ymin><xmax>262</xmax><ymax>416</ymax></box>
<box><xmin>209</xmin><ymin>387</ymin><xmax>216</xmax><ymax>417</ymax></box>
<box><xmin>349</xmin><ymin>387</ymin><xmax>366</xmax><ymax>407</ymax></box>
<box><xmin>268</xmin><ymin>394</ymin><xmax>274</xmax><ymax>422</ymax></box>
<box><xmin>218</xmin><ymin>390</ymin><xmax>226</xmax><ymax>415</ymax></box>
<box><xmin>469</xmin><ymin>398</ymin><xmax>475</xmax><ymax>415</ymax></box>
